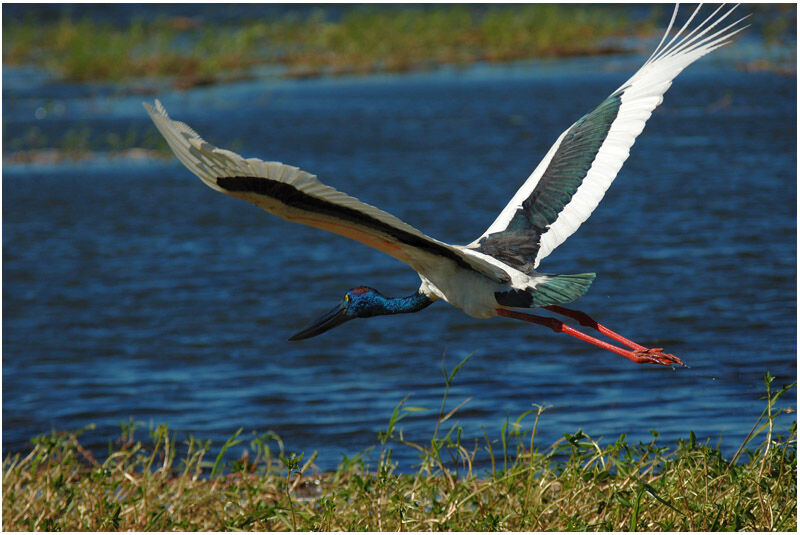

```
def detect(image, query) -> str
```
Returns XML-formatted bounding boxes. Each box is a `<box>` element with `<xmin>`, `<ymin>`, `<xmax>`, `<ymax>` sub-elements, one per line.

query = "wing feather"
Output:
<box><xmin>144</xmin><ymin>100</ymin><xmax>510</xmax><ymax>283</ymax></box>
<box><xmin>470</xmin><ymin>4</ymin><xmax>748</xmax><ymax>272</ymax></box>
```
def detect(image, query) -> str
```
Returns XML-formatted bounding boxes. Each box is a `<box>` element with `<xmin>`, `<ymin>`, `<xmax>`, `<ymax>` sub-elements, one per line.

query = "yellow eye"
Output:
<box><xmin>345</xmin><ymin>294</ymin><xmax>350</xmax><ymax>302</ymax></box>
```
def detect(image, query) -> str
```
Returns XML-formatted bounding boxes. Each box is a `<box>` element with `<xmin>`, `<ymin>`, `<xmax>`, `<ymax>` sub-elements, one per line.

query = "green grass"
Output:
<box><xmin>2</xmin><ymin>363</ymin><xmax>795</xmax><ymax>531</ymax></box>
<box><xmin>2</xmin><ymin>5</ymin><xmax>653</xmax><ymax>87</ymax></box>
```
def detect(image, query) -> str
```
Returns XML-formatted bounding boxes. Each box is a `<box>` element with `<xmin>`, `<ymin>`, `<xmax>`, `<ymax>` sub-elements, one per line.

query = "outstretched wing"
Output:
<box><xmin>468</xmin><ymin>4</ymin><xmax>748</xmax><ymax>273</ymax></box>
<box><xmin>144</xmin><ymin>100</ymin><xmax>511</xmax><ymax>283</ymax></box>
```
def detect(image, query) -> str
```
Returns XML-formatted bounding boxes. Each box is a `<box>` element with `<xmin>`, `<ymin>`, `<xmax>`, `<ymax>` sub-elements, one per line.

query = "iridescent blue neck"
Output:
<box><xmin>379</xmin><ymin>291</ymin><xmax>434</xmax><ymax>315</ymax></box>
<box><xmin>354</xmin><ymin>290</ymin><xmax>433</xmax><ymax>317</ymax></box>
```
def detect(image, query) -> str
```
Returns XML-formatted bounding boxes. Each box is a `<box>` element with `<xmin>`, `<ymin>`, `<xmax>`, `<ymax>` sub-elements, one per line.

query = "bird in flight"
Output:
<box><xmin>145</xmin><ymin>4</ymin><xmax>746</xmax><ymax>367</ymax></box>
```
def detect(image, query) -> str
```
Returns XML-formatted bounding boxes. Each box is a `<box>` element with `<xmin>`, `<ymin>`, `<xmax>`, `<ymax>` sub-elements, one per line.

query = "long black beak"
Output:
<box><xmin>288</xmin><ymin>302</ymin><xmax>352</xmax><ymax>341</ymax></box>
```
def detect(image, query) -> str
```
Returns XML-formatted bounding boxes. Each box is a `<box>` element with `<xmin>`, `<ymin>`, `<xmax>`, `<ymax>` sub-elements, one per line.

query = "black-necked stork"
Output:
<box><xmin>145</xmin><ymin>4</ymin><xmax>746</xmax><ymax>366</ymax></box>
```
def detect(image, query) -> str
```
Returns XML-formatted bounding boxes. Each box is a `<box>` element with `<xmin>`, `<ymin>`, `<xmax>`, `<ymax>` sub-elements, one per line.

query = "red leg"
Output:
<box><xmin>543</xmin><ymin>305</ymin><xmax>649</xmax><ymax>351</ymax></box>
<box><xmin>496</xmin><ymin>308</ymin><xmax>683</xmax><ymax>367</ymax></box>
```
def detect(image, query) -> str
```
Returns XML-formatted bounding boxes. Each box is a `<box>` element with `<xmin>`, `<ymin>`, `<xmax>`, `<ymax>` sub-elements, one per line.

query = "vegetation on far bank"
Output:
<box><xmin>3</xmin><ymin>5</ymin><xmax>654</xmax><ymax>88</ymax></box>
<box><xmin>3</xmin><ymin>5</ymin><xmax>795</xmax><ymax>90</ymax></box>
<box><xmin>2</xmin><ymin>365</ymin><xmax>796</xmax><ymax>531</ymax></box>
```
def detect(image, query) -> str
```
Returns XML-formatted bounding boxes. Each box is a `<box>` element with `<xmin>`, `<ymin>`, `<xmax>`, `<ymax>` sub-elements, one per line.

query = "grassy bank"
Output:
<box><xmin>4</xmin><ymin>6</ymin><xmax>796</xmax><ymax>89</ymax></box>
<box><xmin>3</xmin><ymin>5</ymin><xmax>652</xmax><ymax>87</ymax></box>
<box><xmin>2</xmin><ymin>366</ymin><xmax>796</xmax><ymax>531</ymax></box>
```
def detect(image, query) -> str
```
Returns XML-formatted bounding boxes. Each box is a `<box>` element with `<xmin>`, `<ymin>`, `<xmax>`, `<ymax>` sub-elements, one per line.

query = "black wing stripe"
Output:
<box><xmin>217</xmin><ymin>176</ymin><xmax>481</xmax><ymax>274</ymax></box>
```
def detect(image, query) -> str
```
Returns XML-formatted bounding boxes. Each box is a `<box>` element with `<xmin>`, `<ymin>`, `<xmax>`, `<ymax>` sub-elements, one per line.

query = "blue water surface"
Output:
<box><xmin>3</xmin><ymin>51</ymin><xmax>796</xmax><ymax>471</ymax></box>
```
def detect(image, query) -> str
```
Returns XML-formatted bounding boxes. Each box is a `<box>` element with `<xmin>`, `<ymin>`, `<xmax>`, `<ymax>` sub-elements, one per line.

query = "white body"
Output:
<box><xmin>418</xmin><ymin>248</ymin><xmax>535</xmax><ymax>318</ymax></box>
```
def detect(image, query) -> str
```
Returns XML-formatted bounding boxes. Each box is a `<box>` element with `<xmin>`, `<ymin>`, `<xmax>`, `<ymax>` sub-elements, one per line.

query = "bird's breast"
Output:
<box><xmin>418</xmin><ymin>270</ymin><xmax>503</xmax><ymax>319</ymax></box>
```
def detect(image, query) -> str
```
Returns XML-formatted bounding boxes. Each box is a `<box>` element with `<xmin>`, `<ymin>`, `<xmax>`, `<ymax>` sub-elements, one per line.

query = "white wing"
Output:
<box><xmin>469</xmin><ymin>4</ymin><xmax>748</xmax><ymax>273</ymax></box>
<box><xmin>144</xmin><ymin>100</ymin><xmax>512</xmax><ymax>283</ymax></box>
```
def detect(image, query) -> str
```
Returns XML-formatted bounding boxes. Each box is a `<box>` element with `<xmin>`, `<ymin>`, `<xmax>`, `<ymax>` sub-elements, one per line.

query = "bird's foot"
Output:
<box><xmin>632</xmin><ymin>347</ymin><xmax>684</xmax><ymax>367</ymax></box>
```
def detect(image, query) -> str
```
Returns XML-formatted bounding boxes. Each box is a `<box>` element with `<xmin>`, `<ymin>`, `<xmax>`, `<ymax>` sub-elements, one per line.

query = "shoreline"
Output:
<box><xmin>3</xmin><ymin>381</ymin><xmax>795</xmax><ymax>531</ymax></box>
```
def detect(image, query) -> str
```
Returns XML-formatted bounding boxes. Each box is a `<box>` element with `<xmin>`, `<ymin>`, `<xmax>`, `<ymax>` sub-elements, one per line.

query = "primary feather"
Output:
<box><xmin>469</xmin><ymin>4</ymin><xmax>748</xmax><ymax>272</ymax></box>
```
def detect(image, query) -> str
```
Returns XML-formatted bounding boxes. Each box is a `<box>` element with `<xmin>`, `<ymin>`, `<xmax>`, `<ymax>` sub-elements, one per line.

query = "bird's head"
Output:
<box><xmin>288</xmin><ymin>286</ymin><xmax>386</xmax><ymax>341</ymax></box>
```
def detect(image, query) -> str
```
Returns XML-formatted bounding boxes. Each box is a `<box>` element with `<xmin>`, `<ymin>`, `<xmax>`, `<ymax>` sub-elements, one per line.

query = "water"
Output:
<box><xmin>3</xmin><ymin>52</ymin><xmax>796</xmax><ymax>471</ymax></box>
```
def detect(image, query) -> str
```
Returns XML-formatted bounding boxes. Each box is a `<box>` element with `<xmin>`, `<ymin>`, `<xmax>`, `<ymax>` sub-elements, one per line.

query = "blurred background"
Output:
<box><xmin>3</xmin><ymin>4</ymin><xmax>796</xmax><ymax>471</ymax></box>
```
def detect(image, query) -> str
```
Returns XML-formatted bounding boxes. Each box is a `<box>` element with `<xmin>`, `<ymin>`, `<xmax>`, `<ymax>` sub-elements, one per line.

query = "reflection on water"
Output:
<box><xmin>3</xmin><ymin>54</ymin><xmax>795</xmax><ymax>470</ymax></box>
